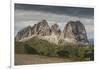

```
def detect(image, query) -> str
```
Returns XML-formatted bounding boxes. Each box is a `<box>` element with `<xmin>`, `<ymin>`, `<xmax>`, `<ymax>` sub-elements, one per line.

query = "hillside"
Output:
<box><xmin>15</xmin><ymin>20</ymin><xmax>93</xmax><ymax>65</ymax></box>
<box><xmin>15</xmin><ymin>36</ymin><xmax>94</xmax><ymax>64</ymax></box>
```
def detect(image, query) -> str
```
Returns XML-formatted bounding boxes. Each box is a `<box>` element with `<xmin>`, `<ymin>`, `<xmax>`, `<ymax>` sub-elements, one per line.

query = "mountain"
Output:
<box><xmin>35</xmin><ymin>20</ymin><xmax>51</xmax><ymax>36</ymax></box>
<box><xmin>15</xmin><ymin>20</ymin><xmax>89</xmax><ymax>45</ymax></box>
<box><xmin>31</xmin><ymin>24</ymin><xmax>38</xmax><ymax>35</ymax></box>
<box><xmin>63</xmin><ymin>21</ymin><xmax>89</xmax><ymax>44</ymax></box>
<box><xmin>15</xmin><ymin>26</ymin><xmax>32</xmax><ymax>41</ymax></box>
<box><xmin>51</xmin><ymin>23</ymin><xmax>61</xmax><ymax>36</ymax></box>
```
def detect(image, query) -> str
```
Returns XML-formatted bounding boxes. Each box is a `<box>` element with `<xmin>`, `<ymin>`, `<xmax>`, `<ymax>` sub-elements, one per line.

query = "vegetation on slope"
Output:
<box><xmin>15</xmin><ymin>37</ymin><xmax>94</xmax><ymax>61</ymax></box>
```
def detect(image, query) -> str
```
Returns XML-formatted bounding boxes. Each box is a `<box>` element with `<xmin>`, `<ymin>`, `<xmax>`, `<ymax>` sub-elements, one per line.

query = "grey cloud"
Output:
<box><xmin>14</xmin><ymin>3</ymin><xmax>94</xmax><ymax>40</ymax></box>
<box><xmin>15</xmin><ymin>3</ymin><xmax>94</xmax><ymax>18</ymax></box>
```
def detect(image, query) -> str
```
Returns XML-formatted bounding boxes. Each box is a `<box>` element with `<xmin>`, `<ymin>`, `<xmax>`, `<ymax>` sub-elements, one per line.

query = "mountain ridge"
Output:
<box><xmin>15</xmin><ymin>19</ymin><xmax>89</xmax><ymax>45</ymax></box>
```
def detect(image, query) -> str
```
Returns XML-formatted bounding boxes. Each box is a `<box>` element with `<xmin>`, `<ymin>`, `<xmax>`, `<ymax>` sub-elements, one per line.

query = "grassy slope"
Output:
<box><xmin>15</xmin><ymin>37</ymin><xmax>94</xmax><ymax>62</ymax></box>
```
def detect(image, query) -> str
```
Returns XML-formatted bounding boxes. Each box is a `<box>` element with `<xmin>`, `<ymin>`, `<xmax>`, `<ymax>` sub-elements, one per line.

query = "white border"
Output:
<box><xmin>11</xmin><ymin>0</ymin><xmax>95</xmax><ymax>69</ymax></box>
<box><xmin>10</xmin><ymin>0</ymin><xmax>14</xmax><ymax>68</ymax></box>
<box><xmin>13</xmin><ymin>0</ymin><xmax>95</xmax><ymax>8</ymax></box>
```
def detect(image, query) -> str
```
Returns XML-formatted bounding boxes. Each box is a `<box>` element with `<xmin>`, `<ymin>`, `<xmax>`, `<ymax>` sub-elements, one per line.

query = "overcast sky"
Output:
<box><xmin>15</xmin><ymin>3</ymin><xmax>94</xmax><ymax>40</ymax></box>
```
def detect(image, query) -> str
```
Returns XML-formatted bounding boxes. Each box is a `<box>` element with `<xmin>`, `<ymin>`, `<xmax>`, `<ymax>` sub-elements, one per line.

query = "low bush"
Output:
<box><xmin>57</xmin><ymin>50</ymin><xmax>69</xmax><ymax>57</ymax></box>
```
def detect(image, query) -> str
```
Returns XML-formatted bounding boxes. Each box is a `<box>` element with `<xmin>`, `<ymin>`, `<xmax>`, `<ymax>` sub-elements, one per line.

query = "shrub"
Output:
<box><xmin>84</xmin><ymin>50</ymin><xmax>94</xmax><ymax>60</ymax></box>
<box><xmin>57</xmin><ymin>50</ymin><xmax>69</xmax><ymax>57</ymax></box>
<box><xmin>24</xmin><ymin>44</ymin><xmax>38</xmax><ymax>54</ymax></box>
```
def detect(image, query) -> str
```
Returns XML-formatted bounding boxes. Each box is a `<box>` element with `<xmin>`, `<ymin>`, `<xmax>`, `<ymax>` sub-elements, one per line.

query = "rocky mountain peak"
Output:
<box><xmin>51</xmin><ymin>23</ymin><xmax>61</xmax><ymax>35</ymax></box>
<box><xmin>63</xmin><ymin>21</ymin><xmax>88</xmax><ymax>44</ymax></box>
<box><xmin>36</xmin><ymin>20</ymin><xmax>51</xmax><ymax>36</ymax></box>
<box><xmin>15</xmin><ymin>20</ymin><xmax>89</xmax><ymax>45</ymax></box>
<box><xmin>15</xmin><ymin>26</ymin><xmax>32</xmax><ymax>41</ymax></box>
<box><xmin>41</xmin><ymin>19</ymin><xmax>48</xmax><ymax>24</ymax></box>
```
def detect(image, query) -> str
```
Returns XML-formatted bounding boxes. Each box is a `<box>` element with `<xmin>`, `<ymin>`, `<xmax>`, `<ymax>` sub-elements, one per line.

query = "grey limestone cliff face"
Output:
<box><xmin>63</xmin><ymin>21</ymin><xmax>88</xmax><ymax>44</ymax></box>
<box><xmin>36</xmin><ymin>20</ymin><xmax>51</xmax><ymax>36</ymax></box>
<box><xmin>15</xmin><ymin>20</ymin><xmax>51</xmax><ymax>41</ymax></box>
<box><xmin>31</xmin><ymin>24</ymin><xmax>38</xmax><ymax>35</ymax></box>
<box><xmin>31</xmin><ymin>20</ymin><xmax>51</xmax><ymax>36</ymax></box>
<box><xmin>15</xmin><ymin>20</ymin><xmax>89</xmax><ymax>45</ymax></box>
<box><xmin>51</xmin><ymin>23</ymin><xmax>61</xmax><ymax>36</ymax></box>
<box><xmin>15</xmin><ymin>26</ymin><xmax>32</xmax><ymax>41</ymax></box>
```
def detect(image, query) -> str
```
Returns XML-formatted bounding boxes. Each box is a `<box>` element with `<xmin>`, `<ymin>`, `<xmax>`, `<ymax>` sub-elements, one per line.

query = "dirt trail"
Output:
<box><xmin>15</xmin><ymin>54</ymin><xmax>72</xmax><ymax>65</ymax></box>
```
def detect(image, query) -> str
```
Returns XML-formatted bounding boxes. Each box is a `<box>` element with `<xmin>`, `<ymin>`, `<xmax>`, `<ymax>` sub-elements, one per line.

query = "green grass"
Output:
<box><xmin>15</xmin><ymin>37</ymin><xmax>94</xmax><ymax>61</ymax></box>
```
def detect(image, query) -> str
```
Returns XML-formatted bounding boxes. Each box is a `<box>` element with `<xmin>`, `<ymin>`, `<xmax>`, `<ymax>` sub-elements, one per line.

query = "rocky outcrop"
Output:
<box><xmin>41</xmin><ymin>23</ymin><xmax>61</xmax><ymax>44</ymax></box>
<box><xmin>15</xmin><ymin>20</ymin><xmax>89</xmax><ymax>45</ymax></box>
<box><xmin>36</xmin><ymin>20</ymin><xmax>51</xmax><ymax>36</ymax></box>
<box><xmin>31</xmin><ymin>24</ymin><xmax>38</xmax><ymax>35</ymax></box>
<box><xmin>31</xmin><ymin>20</ymin><xmax>51</xmax><ymax>36</ymax></box>
<box><xmin>63</xmin><ymin>21</ymin><xmax>88</xmax><ymax>44</ymax></box>
<box><xmin>15</xmin><ymin>26</ymin><xmax>32</xmax><ymax>41</ymax></box>
<box><xmin>51</xmin><ymin>24</ymin><xmax>61</xmax><ymax>36</ymax></box>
